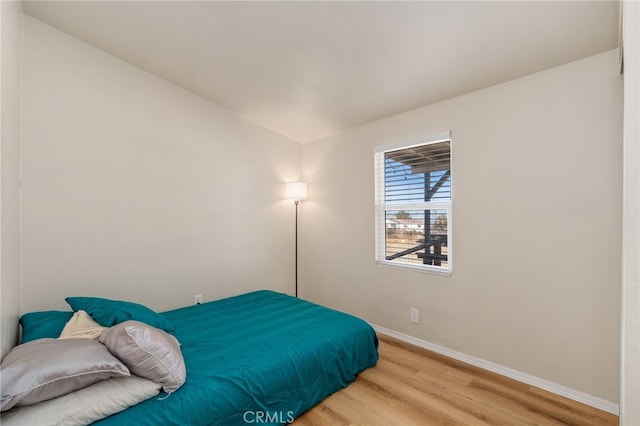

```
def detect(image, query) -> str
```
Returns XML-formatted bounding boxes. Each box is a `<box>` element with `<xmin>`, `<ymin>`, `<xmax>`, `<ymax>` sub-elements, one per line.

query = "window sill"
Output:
<box><xmin>375</xmin><ymin>260</ymin><xmax>452</xmax><ymax>277</ymax></box>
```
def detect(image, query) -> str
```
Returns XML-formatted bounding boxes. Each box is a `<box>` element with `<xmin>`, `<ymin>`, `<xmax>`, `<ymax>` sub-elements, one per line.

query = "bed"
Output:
<box><xmin>2</xmin><ymin>290</ymin><xmax>379</xmax><ymax>425</ymax></box>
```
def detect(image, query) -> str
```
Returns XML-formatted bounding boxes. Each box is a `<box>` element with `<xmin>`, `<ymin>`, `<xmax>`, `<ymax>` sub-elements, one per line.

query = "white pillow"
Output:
<box><xmin>58</xmin><ymin>310</ymin><xmax>106</xmax><ymax>340</ymax></box>
<box><xmin>99</xmin><ymin>320</ymin><xmax>186</xmax><ymax>393</ymax></box>
<box><xmin>0</xmin><ymin>375</ymin><xmax>161</xmax><ymax>426</ymax></box>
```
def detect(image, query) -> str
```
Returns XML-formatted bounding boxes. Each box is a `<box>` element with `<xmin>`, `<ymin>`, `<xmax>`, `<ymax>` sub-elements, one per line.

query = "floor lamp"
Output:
<box><xmin>286</xmin><ymin>182</ymin><xmax>307</xmax><ymax>298</ymax></box>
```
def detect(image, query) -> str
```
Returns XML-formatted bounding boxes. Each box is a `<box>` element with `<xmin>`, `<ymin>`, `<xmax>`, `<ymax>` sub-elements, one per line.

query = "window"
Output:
<box><xmin>375</xmin><ymin>132</ymin><xmax>452</xmax><ymax>274</ymax></box>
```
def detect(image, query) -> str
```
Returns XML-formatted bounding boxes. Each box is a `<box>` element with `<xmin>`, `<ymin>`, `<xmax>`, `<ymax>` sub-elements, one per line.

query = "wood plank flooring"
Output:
<box><xmin>293</xmin><ymin>334</ymin><xmax>618</xmax><ymax>426</ymax></box>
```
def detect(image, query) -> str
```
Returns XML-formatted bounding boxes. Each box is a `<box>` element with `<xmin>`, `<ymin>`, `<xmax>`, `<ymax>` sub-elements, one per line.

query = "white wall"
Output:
<box><xmin>620</xmin><ymin>0</ymin><xmax>640</xmax><ymax>423</ymax></box>
<box><xmin>1</xmin><ymin>1</ymin><xmax>23</xmax><ymax>359</ymax></box>
<box><xmin>302</xmin><ymin>50</ymin><xmax>622</xmax><ymax>403</ymax></box>
<box><xmin>20</xmin><ymin>17</ymin><xmax>301</xmax><ymax>313</ymax></box>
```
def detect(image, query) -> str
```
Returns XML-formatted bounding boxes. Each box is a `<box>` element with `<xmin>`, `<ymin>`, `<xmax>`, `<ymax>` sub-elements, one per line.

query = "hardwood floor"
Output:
<box><xmin>293</xmin><ymin>334</ymin><xmax>618</xmax><ymax>426</ymax></box>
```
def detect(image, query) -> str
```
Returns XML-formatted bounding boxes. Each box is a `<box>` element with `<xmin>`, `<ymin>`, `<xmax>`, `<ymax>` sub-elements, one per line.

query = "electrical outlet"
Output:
<box><xmin>410</xmin><ymin>308</ymin><xmax>420</xmax><ymax>324</ymax></box>
<box><xmin>194</xmin><ymin>294</ymin><xmax>203</xmax><ymax>305</ymax></box>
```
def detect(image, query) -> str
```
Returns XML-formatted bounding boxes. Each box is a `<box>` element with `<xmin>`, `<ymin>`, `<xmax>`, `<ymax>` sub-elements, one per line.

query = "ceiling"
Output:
<box><xmin>21</xmin><ymin>1</ymin><xmax>620</xmax><ymax>143</ymax></box>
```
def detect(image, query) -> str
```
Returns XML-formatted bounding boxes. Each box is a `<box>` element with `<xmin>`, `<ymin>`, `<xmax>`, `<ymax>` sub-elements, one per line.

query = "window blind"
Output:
<box><xmin>384</xmin><ymin>141</ymin><xmax>451</xmax><ymax>203</ymax></box>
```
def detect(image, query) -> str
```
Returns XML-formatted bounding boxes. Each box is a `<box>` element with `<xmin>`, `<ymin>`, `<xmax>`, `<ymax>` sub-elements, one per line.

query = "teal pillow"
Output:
<box><xmin>65</xmin><ymin>297</ymin><xmax>175</xmax><ymax>334</ymax></box>
<box><xmin>19</xmin><ymin>311</ymin><xmax>74</xmax><ymax>344</ymax></box>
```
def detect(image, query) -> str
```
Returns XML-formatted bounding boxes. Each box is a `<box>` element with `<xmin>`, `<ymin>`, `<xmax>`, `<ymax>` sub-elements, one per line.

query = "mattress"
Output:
<box><xmin>94</xmin><ymin>290</ymin><xmax>379</xmax><ymax>425</ymax></box>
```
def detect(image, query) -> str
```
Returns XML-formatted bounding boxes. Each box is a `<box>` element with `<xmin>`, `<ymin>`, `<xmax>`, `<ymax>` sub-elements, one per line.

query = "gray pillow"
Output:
<box><xmin>0</xmin><ymin>339</ymin><xmax>130</xmax><ymax>411</ymax></box>
<box><xmin>100</xmin><ymin>320</ymin><xmax>186</xmax><ymax>393</ymax></box>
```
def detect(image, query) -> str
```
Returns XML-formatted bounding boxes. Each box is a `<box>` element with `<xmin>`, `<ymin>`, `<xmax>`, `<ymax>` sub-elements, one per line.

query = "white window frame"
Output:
<box><xmin>374</xmin><ymin>131</ymin><xmax>452</xmax><ymax>275</ymax></box>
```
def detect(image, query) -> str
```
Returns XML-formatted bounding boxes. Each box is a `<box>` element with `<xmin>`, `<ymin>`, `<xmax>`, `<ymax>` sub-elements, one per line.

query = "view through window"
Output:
<box><xmin>375</xmin><ymin>135</ymin><xmax>451</xmax><ymax>273</ymax></box>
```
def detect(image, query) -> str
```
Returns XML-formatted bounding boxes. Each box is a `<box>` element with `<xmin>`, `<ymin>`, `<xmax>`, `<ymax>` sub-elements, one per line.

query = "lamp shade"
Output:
<box><xmin>286</xmin><ymin>182</ymin><xmax>307</xmax><ymax>201</ymax></box>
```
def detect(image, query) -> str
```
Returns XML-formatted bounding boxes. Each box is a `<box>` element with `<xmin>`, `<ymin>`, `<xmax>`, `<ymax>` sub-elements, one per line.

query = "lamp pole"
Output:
<box><xmin>295</xmin><ymin>200</ymin><xmax>299</xmax><ymax>297</ymax></box>
<box><xmin>285</xmin><ymin>181</ymin><xmax>306</xmax><ymax>298</ymax></box>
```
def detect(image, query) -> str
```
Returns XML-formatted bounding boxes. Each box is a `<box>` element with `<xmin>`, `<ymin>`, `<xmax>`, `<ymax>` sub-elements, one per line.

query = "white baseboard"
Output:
<box><xmin>371</xmin><ymin>324</ymin><xmax>619</xmax><ymax>416</ymax></box>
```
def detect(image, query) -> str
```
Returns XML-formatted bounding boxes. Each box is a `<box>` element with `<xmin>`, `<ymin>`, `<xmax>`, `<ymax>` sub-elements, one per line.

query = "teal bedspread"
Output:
<box><xmin>94</xmin><ymin>290</ymin><xmax>378</xmax><ymax>425</ymax></box>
